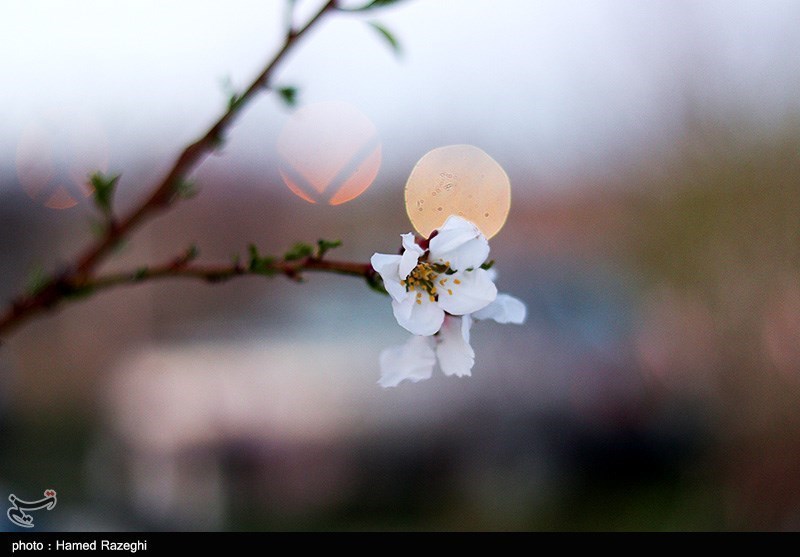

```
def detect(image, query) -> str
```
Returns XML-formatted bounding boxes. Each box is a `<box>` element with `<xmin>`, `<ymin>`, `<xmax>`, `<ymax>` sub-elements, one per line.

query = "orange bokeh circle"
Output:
<box><xmin>405</xmin><ymin>144</ymin><xmax>511</xmax><ymax>239</ymax></box>
<box><xmin>277</xmin><ymin>101</ymin><xmax>381</xmax><ymax>205</ymax></box>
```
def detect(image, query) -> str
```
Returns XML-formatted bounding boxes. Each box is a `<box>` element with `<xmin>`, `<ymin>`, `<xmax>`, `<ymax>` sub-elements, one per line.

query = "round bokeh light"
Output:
<box><xmin>277</xmin><ymin>101</ymin><xmax>381</xmax><ymax>205</ymax></box>
<box><xmin>405</xmin><ymin>145</ymin><xmax>511</xmax><ymax>239</ymax></box>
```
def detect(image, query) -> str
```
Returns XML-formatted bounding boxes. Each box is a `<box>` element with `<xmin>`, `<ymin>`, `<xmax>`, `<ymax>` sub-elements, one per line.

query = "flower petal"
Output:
<box><xmin>392</xmin><ymin>296</ymin><xmax>445</xmax><ymax>336</ymax></box>
<box><xmin>472</xmin><ymin>293</ymin><xmax>527</xmax><ymax>324</ymax></box>
<box><xmin>379</xmin><ymin>335</ymin><xmax>436</xmax><ymax>388</ymax></box>
<box><xmin>370</xmin><ymin>252</ymin><xmax>408</xmax><ymax>302</ymax></box>
<box><xmin>461</xmin><ymin>312</ymin><xmax>472</xmax><ymax>344</ymax></box>
<box><xmin>428</xmin><ymin>216</ymin><xmax>489</xmax><ymax>271</ymax></box>
<box><xmin>436</xmin><ymin>268</ymin><xmax>497</xmax><ymax>315</ymax></box>
<box><xmin>428</xmin><ymin>215</ymin><xmax>480</xmax><ymax>254</ymax></box>
<box><xmin>436</xmin><ymin>315</ymin><xmax>475</xmax><ymax>377</ymax></box>
<box><xmin>398</xmin><ymin>233</ymin><xmax>425</xmax><ymax>279</ymax></box>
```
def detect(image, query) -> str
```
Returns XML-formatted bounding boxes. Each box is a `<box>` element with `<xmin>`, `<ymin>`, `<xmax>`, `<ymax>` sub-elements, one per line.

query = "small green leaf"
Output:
<box><xmin>341</xmin><ymin>0</ymin><xmax>406</xmax><ymax>12</ymax></box>
<box><xmin>220</xmin><ymin>75</ymin><xmax>234</xmax><ymax>95</ymax></box>
<box><xmin>90</xmin><ymin>172</ymin><xmax>120</xmax><ymax>216</ymax></box>
<box><xmin>25</xmin><ymin>266</ymin><xmax>48</xmax><ymax>296</ymax></box>
<box><xmin>480</xmin><ymin>259</ymin><xmax>495</xmax><ymax>271</ymax></box>
<box><xmin>316</xmin><ymin>238</ymin><xmax>342</xmax><ymax>258</ymax></box>
<box><xmin>175</xmin><ymin>179</ymin><xmax>199</xmax><ymax>200</ymax></box>
<box><xmin>276</xmin><ymin>86</ymin><xmax>298</xmax><ymax>108</ymax></box>
<box><xmin>248</xmin><ymin>244</ymin><xmax>260</xmax><ymax>264</ymax></box>
<box><xmin>284</xmin><ymin>242</ymin><xmax>313</xmax><ymax>261</ymax></box>
<box><xmin>367</xmin><ymin>21</ymin><xmax>401</xmax><ymax>57</ymax></box>
<box><xmin>248</xmin><ymin>244</ymin><xmax>277</xmax><ymax>276</ymax></box>
<box><xmin>185</xmin><ymin>244</ymin><xmax>200</xmax><ymax>261</ymax></box>
<box><xmin>227</xmin><ymin>92</ymin><xmax>244</xmax><ymax>111</ymax></box>
<box><xmin>220</xmin><ymin>75</ymin><xmax>243</xmax><ymax>111</ymax></box>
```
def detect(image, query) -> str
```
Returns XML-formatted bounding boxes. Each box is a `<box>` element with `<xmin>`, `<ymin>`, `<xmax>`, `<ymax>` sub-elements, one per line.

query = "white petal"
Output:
<box><xmin>436</xmin><ymin>316</ymin><xmax>475</xmax><ymax>377</ymax></box>
<box><xmin>370</xmin><ymin>253</ymin><xmax>408</xmax><ymax>302</ymax></box>
<box><xmin>370</xmin><ymin>252</ymin><xmax>401</xmax><ymax>279</ymax></box>
<box><xmin>428</xmin><ymin>216</ymin><xmax>489</xmax><ymax>271</ymax></box>
<box><xmin>379</xmin><ymin>335</ymin><xmax>436</xmax><ymax>388</ymax></box>
<box><xmin>461</xmin><ymin>313</ymin><xmax>472</xmax><ymax>344</ymax></box>
<box><xmin>402</xmin><ymin>233</ymin><xmax>424</xmax><ymax>255</ymax></box>
<box><xmin>398</xmin><ymin>233</ymin><xmax>425</xmax><ymax>279</ymax></box>
<box><xmin>428</xmin><ymin>215</ymin><xmax>479</xmax><ymax>253</ymax></box>
<box><xmin>472</xmin><ymin>293</ymin><xmax>527</xmax><ymax>324</ymax></box>
<box><xmin>392</xmin><ymin>296</ymin><xmax>445</xmax><ymax>336</ymax></box>
<box><xmin>436</xmin><ymin>268</ymin><xmax>497</xmax><ymax>316</ymax></box>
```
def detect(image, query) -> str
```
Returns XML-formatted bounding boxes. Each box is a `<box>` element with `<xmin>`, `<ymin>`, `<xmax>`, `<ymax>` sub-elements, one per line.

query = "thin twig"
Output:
<box><xmin>0</xmin><ymin>0</ymin><xmax>340</xmax><ymax>338</ymax></box>
<box><xmin>0</xmin><ymin>251</ymin><xmax>378</xmax><ymax>338</ymax></box>
<box><xmin>74</xmin><ymin>0</ymin><xmax>338</xmax><ymax>278</ymax></box>
<box><xmin>88</xmin><ymin>258</ymin><xmax>375</xmax><ymax>291</ymax></box>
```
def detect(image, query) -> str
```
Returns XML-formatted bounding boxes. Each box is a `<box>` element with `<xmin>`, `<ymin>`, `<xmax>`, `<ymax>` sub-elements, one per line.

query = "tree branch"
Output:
<box><xmin>0</xmin><ymin>0</ymin><xmax>341</xmax><ymax>338</ymax></box>
<box><xmin>0</xmin><ymin>252</ymin><xmax>380</xmax><ymax>337</ymax></box>
<box><xmin>74</xmin><ymin>0</ymin><xmax>338</xmax><ymax>279</ymax></box>
<box><xmin>0</xmin><ymin>245</ymin><xmax>381</xmax><ymax>337</ymax></box>
<box><xmin>88</xmin><ymin>257</ymin><xmax>376</xmax><ymax>291</ymax></box>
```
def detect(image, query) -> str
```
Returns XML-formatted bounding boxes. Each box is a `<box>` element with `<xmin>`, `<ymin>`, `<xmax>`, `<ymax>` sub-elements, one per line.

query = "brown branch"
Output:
<box><xmin>89</xmin><ymin>257</ymin><xmax>375</xmax><ymax>290</ymax></box>
<box><xmin>0</xmin><ymin>252</ymin><xmax>380</xmax><ymax>337</ymax></box>
<box><xmin>74</xmin><ymin>0</ymin><xmax>338</xmax><ymax>278</ymax></box>
<box><xmin>0</xmin><ymin>0</ymin><xmax>340</xmax><ymax>338</ymax></box>
<box><xmin>0</xmin><ymin>251</ymin><xmax>378</xmax><ymax>339</ymax></box>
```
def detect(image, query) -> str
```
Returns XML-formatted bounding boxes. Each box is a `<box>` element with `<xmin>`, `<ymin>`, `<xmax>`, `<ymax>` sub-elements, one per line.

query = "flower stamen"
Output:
<box><xmin>402</xmin><ymin>260</ymin><xmax>450</xmax><ymax>298</ymax></box>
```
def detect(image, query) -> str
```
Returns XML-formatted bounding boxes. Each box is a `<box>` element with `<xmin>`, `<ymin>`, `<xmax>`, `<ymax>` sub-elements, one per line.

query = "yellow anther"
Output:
<box><xmin>453</xmin><ymin>279</ymin><xmax>461</xmax><ymax>285</ymax></box>
<box><xmin>416</xmin><ymin>299</ymin><xmax>422</xmax><ymax>305</ymax></box>
<box><xmin>405</xmin><ymin>261</ymin><xmax>448</xmax><ymax>297</ymax></box>
<box><xmin>429</xmin><ymin>295</ymin><xmax>435</xmax><ymax>302</ymax></box>
<box><xmin>448</xmin><ymin>289</ymin><xmax>453</xmax><ymax>295</ymax></box>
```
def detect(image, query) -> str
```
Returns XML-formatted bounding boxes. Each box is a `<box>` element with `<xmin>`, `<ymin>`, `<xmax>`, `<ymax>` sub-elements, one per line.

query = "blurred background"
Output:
<box><xmin>1</xmin><ymin>0</ymin><xmax>800</xmax><ymax>531</ymax></box>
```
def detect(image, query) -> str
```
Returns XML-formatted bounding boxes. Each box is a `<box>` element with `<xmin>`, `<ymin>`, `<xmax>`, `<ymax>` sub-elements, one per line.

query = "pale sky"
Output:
<box><xmin>1</xmin><ymin>0</ymin><xmax>798</xmax><ymax>196</ymax></box>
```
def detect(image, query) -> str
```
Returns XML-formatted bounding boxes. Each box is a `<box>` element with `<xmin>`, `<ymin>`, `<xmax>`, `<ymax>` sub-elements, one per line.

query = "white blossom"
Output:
<box><xmin>372</xmin><ymin>215</ymin><xmax>527</xmax><ymax>388</ymax></box>
<box><xmin>370</xmin><ymin>215</ymin><xmax>497</xmax><ymax>336</ymax></box>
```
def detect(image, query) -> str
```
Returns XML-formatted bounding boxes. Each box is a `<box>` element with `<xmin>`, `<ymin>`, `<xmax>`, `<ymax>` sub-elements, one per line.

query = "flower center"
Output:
<box><xmin>403</xmin><ymin>261</ymin><xmax>455</xmax><ymax>303</ymax></box>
